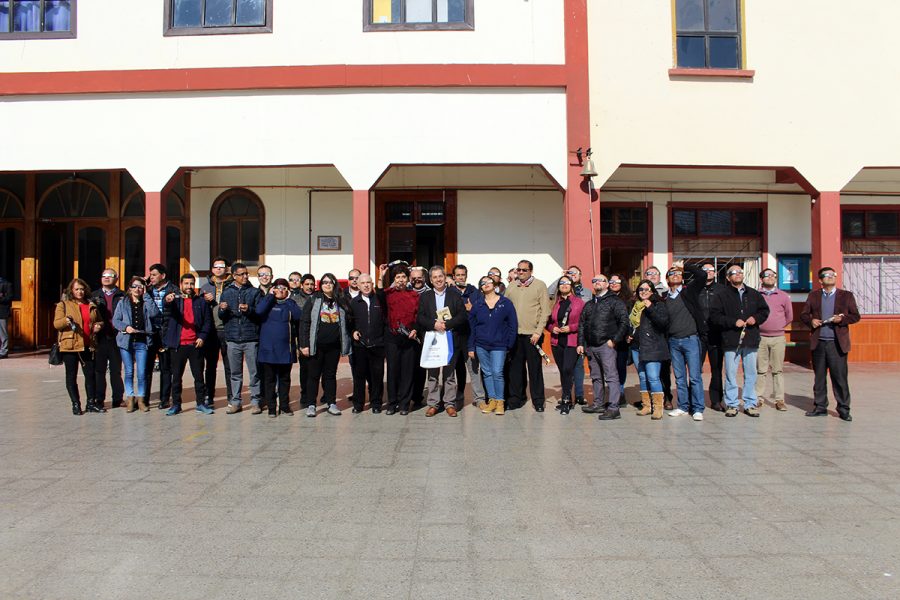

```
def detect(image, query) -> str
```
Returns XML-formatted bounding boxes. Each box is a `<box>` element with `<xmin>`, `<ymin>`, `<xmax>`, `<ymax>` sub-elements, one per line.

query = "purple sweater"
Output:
<box><xmin>758</xmin><ymin>288</ymin><xmax>793</xmax><ymax>336</ymax></box>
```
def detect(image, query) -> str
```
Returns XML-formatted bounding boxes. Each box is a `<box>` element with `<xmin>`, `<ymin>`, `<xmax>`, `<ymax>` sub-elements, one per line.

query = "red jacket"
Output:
<box><xmin>546</xmin><ymin>296</ymin><xmax>585</xmax><ymax>347</ymax></box>
<box><xmin>799</xmin><ymin>288</ymin><xmax>860</xmax><ymax>353</ymax></box>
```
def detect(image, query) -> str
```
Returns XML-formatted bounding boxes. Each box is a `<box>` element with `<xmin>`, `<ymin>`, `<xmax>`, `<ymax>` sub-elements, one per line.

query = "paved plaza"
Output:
<box><xmin>1</xmin><ymin>355</ymin><xmax>899</xmax><ymax>599</ymax></box>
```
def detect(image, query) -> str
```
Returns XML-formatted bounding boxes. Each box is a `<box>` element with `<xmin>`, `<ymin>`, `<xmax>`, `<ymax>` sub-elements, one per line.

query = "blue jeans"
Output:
<box><xmin>632</xmin><ymin>349</ymin><xmax>663</xmax><ymax>393</ymax></box>
<box><xmin>120</xmin><ymin>341</ymin><xmax>149</xmax><ymax>397</ymax></box>
<box><xmin>669</xmin><ymin>335</ymin><xmax>704</xmax><ymax>413</ymax></box>
<box><xmin>724</xmin><ymin>348</ymin><xmax>758</xmax><ymax>408</ymax></box>
<box><xmin>476</xmin><ymin>347</ymin><xmax>507</xmax><ymax>400</ymax></box>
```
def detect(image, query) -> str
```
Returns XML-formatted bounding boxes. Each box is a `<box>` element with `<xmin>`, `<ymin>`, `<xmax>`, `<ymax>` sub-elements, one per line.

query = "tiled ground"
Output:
<box><xmin>1</xmin><ymin>356</ymin><xmax>899</xmax><ymax>599</ymax></box>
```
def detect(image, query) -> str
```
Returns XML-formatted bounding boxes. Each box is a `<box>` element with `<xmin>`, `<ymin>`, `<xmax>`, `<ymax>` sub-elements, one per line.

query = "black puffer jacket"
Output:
<box><xmin>630</xmin><ymin>300</ymin><xmax>670</xmax><ymax>362</ymax></box>
<box><xmin>698</xmin><ymin>280</ymin><xmax>726</xmax><ymax>345</ymax></box>
<box><xmin>577</xmin><ymin>292</ymin><xmax>629</xmax><ymax>347</ymax></box>
<box><xmin>662</xmin><ymin>263</ymin><xmax>709</xmax><ymax>340</ymax></box>
<box><xmin>710</xmin><ymin>284</ymin><xmax>770</xmax><ymax>351</ymax></box>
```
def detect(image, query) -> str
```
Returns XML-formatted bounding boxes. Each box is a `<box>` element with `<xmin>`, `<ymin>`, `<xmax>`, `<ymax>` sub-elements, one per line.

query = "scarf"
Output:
<box><xmin>517</xmin><ymin>276</ymin><xmax>535</xmax><ymax>287</ymax></box>
<box><xmin>629</xmin><ymin>300</ymin><xmax>646</xmax><ymax>329</ymax></box>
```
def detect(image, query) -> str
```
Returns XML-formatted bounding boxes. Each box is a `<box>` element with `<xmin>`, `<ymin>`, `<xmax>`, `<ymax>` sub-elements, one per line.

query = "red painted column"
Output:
<box><xmin>352</xmin><ymin>190</ymin><xmax>371</xmax><ymax>271</ymax></box>
<box><xmin>144</xmin><ymin>191</ymin><xmax>166</xmax><ymax>272</ymax></box>
<box><xmin>563</xmin><ymin>0</ymin><xmax>596</xmax><ymax>274</ymax></box>
<box><xmin>811</xmin><ymin>191</ymin><xmax>843</xmax><ymax>287</ymax></box>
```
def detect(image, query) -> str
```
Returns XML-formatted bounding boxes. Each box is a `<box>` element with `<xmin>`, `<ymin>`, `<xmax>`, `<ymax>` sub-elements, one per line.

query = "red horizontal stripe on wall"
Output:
<box><xmin>0</xmin><ymin>64</ymin><xmax>568</xmax><ymax>96</ymax></box>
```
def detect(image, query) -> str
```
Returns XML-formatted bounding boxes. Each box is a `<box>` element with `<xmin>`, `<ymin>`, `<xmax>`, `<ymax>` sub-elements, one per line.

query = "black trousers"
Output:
<box><xmin>203</xmin><ymin>329</ymin><xmax>233</xmax><ymax>405</ymax></box>
<box><xmin>262</xmin><ymin>362</ymin><xmax>293</xmax><ymax>414</ymax></box>
<box><xmin>386</xmin><ymin>334</ymin><xmax>417</xmax><ymax>411</ymax></box>
<box><xmin>700</xmin><ymin>340</ymin><xmax>725</xmax><ymax>406</ymax></box>
<box><xmin>551</xmin><ymin>344</ymin><xmax>578</xmax><ymax>401</ymax></box>
<box><xmin>413</xmin><ymin>342</ymin><xmax>427</xmax><ymax>404</ymax></box>
<box><xmin>171</xmin><ymin>344</ymin><xmax>206</xmax><ymax>406</ymax></box>
<box><xmin>62</xmin><ymin>350</ymin><xmax>95</xmax><ymax>405</ymax></box>
<box><xmin>351</xmin><ymin>344</ymin><xmax>385</xmax><ymax>411</ymax></box>
<box><xmin>508</xmin><ymin>334</ymin><xmax>545</xmax><ymax>409</ymax></box>
<box><xmin>660</xmin><ymin>360</ymin><xmax>673</xmax><ymax>402</ymax></box>
<box><xmin>306</xmin><ymin>341</ymin><xmax>341</xmax><ymax>407</ymax></box>
<box><xmin>812</xmin><ymin>340</ymin><xmax>851</xmax><ymax>413</ymax></box>
<box><xmin>144</xmin><ymin>333</ymin><xmax>172</xmax><ymax>406</ymax></box>
<box><xmin>94</xmin><ymin>335</ymin><xmax>123</xmax><ymax>405</ymax></box>
<box><xmin>297</xmin><ymin>355</ymin><xmax>309</xmax><ymax>406</ymax></box>
<box><xmin>454</xmin><ymin>332</ymin><xmax>469</xmax><ymax>402</ymax></box>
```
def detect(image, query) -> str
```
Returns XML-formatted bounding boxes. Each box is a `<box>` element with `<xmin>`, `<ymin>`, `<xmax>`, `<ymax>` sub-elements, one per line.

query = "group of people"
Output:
<box><xmin>52</xmin><ymin>256</ymin><xmax>859</xmax><ymax>422</ymax></box>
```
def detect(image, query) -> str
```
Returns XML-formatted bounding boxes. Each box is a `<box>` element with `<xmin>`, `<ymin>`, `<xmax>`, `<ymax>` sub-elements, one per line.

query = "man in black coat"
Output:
<box><xmin>417</xmin><ymin>266</ymin><xmax>467</xmax><ymax>417</ymax></box>
<box><xmin>348</xmin><ymin>273</ymin><xmax>389</xmax><ymax>414</ymax></box>
<box><xmin>91</xmin><ymin>268</ymin><xmax>126</xmax><ymax>408</ymax></box>
<box><xmin>710</xmin><ymin>265</ymin><xmax>770</xmax><ymax>418</ymax></box>
<box><xmin>697</xmin><ymin>263</ymin><xmax>727</xmax><ymax>411</ymax></box>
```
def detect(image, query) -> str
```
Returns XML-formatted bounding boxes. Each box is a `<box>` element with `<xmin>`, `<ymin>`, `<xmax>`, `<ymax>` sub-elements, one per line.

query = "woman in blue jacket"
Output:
<box><xmin>113</xmin><ymin>276</ymin><xmax>160</xmax><ymax>412</ymax></box>
<box><xmin>467</xmin><ymin>275</ymin><xmax>518</xmax><ymax>415</ymax></box>
<box><xmin>255</xmin><ymin>279</ymin><xmax>303</xmax><ymax>417</ymax></box>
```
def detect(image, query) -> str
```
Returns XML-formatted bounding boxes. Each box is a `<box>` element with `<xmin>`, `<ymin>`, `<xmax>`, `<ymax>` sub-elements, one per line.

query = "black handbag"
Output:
<box><xmin>48</xmin><ymin>343</ymin><xmax>62</xmax><ymax>366</ymax></box>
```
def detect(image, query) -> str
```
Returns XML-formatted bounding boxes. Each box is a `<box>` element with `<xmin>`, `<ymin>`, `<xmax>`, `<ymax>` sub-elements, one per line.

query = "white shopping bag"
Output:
<box><xmin>420</xmin><ymin>330</ymin><xmax>454</xmax><ymax>368</ymax></box>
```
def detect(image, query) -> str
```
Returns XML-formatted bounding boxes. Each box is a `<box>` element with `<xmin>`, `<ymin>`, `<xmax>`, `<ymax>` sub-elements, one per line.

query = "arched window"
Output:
<box><xmin>0</xmin><ymin>189</ymin><xmax>24</xmax><ymax>219</ymax></box>
<box><xmin>39</xmin><ymin>179</ymin><xmax>108</xmax><ymax>219</ymax></box>
<box><xmin>211</xmin><ymin>188</ymin><xmax>264</xmax><ymax>266</ymax></box>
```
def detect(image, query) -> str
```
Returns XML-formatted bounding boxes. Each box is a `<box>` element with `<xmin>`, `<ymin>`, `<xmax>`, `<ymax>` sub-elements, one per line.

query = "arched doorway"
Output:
<box><xmin>0</xmin><ymin>189</ymin><xmax>25</xmax><ymax>349</ymax></box>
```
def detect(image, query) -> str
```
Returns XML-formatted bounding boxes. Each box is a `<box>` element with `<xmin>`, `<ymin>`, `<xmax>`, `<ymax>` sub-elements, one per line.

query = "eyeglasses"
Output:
<box><xmin>258</xmin><ymin>273</ymin><xmax>272</xmax><ymax>278</ymax></box>
<box><xmin>101</xmin><ymin>274</ymin><xmax>116</xmax><ymax>278</ymax></box>
<box><xmin>592</xmin><ymin>278</ymin><xmax>607</xmax><ymax>283</ymax></box>
<box><xmin>233</xmin><ymin>272</ymin><xmax>248</xmax><ymax>278</ymax></box>
<box><xmin>820</xmin><ymin>272</ymin><xmax>837</xmax><ymax>278</ymax></box>
<box><xmin>289</xmin><ymin>278</ymin><xmax>301</xmax><ymax>282</ymax></box>
<box><xmin>666</xmin><ymin>270</ymin><xmax>681</xmax><ymax>277</ymax></box>
<box><xmin>645</xmin><ymin>270</ymin><xmax>659</xmax><ymax>277</ymax></box>
<box><xmin>637</xmin><ymin>287</ymin><xmax>651</xmax><ymax>293</ymax></box>
<box><xmin>488</xmin><ymin>272</ymin><xmax>501</xmax><ymax>277</ymax></box>
<box><xmin>348</xmin><ymin>276</ymin><xmax>359</xmax><ymax>281</ymax></box>
<box><xmin>559</xmin><ymin>280</ymin><xmax>572</xmax><ymax>286</ymax></box>
<box><xmin>480</xmin><ymin>280</ymin><xmax>493</xmax><ymax>288</ymax></box>
<box><xmin>321</xmin><ymin>280</ymin><xmax>335</xmax><ymax>286</ymax></box>
<box><xmin>609</xmin><ymin>279</ymin><xmax>622</xmax><ymax>285</ymax></box>
<box><xmin>130</xmin><ymin>284</ymin><xmax>144</xmax><ymax>289</ymax></box>
<box><xmin>273</xmin><ymin>286</ymin><xmax>288</xmax><ymax>291</ymax></box>
<box><xmin>566</xmin><ymin>270</ymin><xmax>579</xmax><ymax>276</ymax></box>
<box><xmin>212</xmin><ymin>264</ymin><xmax>227</xmax><ymax>269</ymax></box>
<box><xmin>516</xmin><ymin>268</ymin><xmax>531</xmax><ymax>272</ymax></box>
<box><xmin>727</xmin><ymin>270</ymin><xmax>744</xmax><ymax>276</ymax></box>
<box><xmin>762</xmin><ymin>272</ymin><xmax>777</xmax><ymax>278</ymax></box>
<box><xmin>702</xmin><ymin>267</ymin><xmax>716</xmax><ymax>272</ymax></box>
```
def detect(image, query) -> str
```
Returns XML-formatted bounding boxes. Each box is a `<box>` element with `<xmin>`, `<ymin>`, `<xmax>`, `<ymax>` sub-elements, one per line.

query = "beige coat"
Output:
<box><xmin>54</xmin><ymin>300</ymin><xmax>102</xmax><ymax>352</ymax></box>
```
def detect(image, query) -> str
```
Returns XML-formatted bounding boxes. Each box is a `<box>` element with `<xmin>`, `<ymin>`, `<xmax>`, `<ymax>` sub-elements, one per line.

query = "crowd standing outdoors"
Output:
<box><xmin>46</xmin><ymin>257</ymin><xmax>859</xmax><ymax>422</ymax></box>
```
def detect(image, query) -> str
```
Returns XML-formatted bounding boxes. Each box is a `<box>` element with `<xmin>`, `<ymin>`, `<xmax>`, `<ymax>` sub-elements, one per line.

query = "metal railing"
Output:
<box><xmin>843</xmin><ymin>256</ymin><xmax>900</xmax><ymax>315</ymax></box>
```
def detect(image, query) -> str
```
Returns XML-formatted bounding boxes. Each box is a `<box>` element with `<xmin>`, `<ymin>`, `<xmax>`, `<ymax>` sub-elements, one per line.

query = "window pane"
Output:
<box><xmin>437</xmin><ymin>0</ymin><xmax>465</xmax><ymax>23</ymax></box>
<box><xmin>173</xmin><ymin>0</ymin><xmax>202</xmax><ymax>28</ymax></box>
<box><xmin>43</xmin><ymin>0</ymin><xmax>70</xmax><ymax>31</ymax></box>
<box><xmin>842</xmin><ymin>212</ymin><xmax>864</xmax><ymax>238</ymax></box>
<box><xmin>673</xmin><ymin>210</ymin><xmax>696</xmax><ymax>236</ymax></box>
<box><xmin>13</xmin><ymin>0</ymin><xmax>40</xmax><ymax>32</ymax></box>
<box><xmin>0</xmin><ymin>228</ymin><xmax>22</xmax><ymax>300</ymax></box>
<box><xmin>734</xmin><ymin>210</ymin><xmax>759</xmax><ymax>235</ymax></box>
<box><xmin>699</xmin><ymin>210</ymin><xmax>731</xmax><ymax>235</ymax></box>
<box><xmin>868</xmin><ymin>213</ymin><xmax>899</xmax><ymax>237</ymax></box>
<box><xmin>77</xmin><ymin>227</ymin><xmax>106</xmax><ymax>291</ymax></box>
<box><xmin>240</xmin><ymin>220</ymin><xmax>260</xmax><ymax>265</ymax></box>
<box><xmin>123</xmin><ymin>227</ymin><xmax>145</xmax><ymax>280</ymax></box>
<box><xmin>676</xmin><ymin>36</ymin><xmax>707</xmax><ymax>68</ymax></box>
<box><xmin>372</xmin><ymin>0</ymin><xmax>400</xmax><ymax>24</ymax></box>
<box><xmin>236</xmin><ymin>0</ymin><xmax>265</xmax><ymax>26</ymax></box>
<box><xmin>0</xmin><ymin>192</ymin><xmax>23</xmax><ymax>218</ymax></box>
<box><xmin>166</xmin><ymin>194</ymin><xmax>183</xmax><ymax>217</ymax></box>
<box><xmin>600</xmin><ymin>207</ymin><xmax>614</xmax><ymax>233</ymax></box>
<box><xmin>204</xmin><ymin>0</ymin><xmax>234</xmax><ymax>26</ymax></box>
<box><xmin>708</xmin><ymin>0</ymin><xmax>737</xmax><ymax>31</ymax></box>
<box><xmin>405</xmin><ymin>0</ymin><xmax>432</xmax><ymax>23</ymax></box>
<box><xmin>418</xmin><ymin>201</ymin><xmax>444</xmax><ymax>222</ymax></box>
<box><xmin>123</xmin><ymin>195</ymin><xmax>144</xmax><ymax>217</ymax></box>
<box><xmin>386</xmin><ymin>202</ymin><xmax>414</xmax><ymax>222</ymax></box>
<box><xmin>709</xmin><ymin>36</ymin><xmax>739</xmax><ymax>68</ymax></box>
<box><xmin>219</xmin><ymin>221</ymin><xmax>238</xmax><ymax>263</ymax></box>
<box><xmin>676</xmin><ymin>0</ymin><xmax>704</xmax><ymax>31</ymax></box>
<box><xmin>0</xmin><ymin>2</ymin><xmax>10</xmax><ymax>32</ymax></box>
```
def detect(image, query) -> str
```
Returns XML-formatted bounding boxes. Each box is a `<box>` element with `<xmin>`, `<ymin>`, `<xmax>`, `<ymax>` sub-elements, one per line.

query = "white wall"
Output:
<box><xmin>0</xmin><ymin>0</ymin><xmax>564</xmax><ymax>72</ymax></box>
<box><xmin>1</xmin><ymin>89</ymin><xmax>568</xmax><ymax>192</ymax></box>
<box><xmin>589</xmin><ymin>0</ymin><xmax>900</xmax><ymax>191</ymax></box>
<box><xmin>456</xmin><ymin>190</ymin><xmax>564</xmax><ymax>283</ymax></box>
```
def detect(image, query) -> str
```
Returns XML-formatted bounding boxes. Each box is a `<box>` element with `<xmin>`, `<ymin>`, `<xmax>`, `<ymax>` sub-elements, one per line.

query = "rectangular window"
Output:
<box><xmin>164</xmin><ymin>0</ymin><xmax>272</xmax><ymax>36</ymax></box>
<box><xmin>0</xmin><ymin>0</ymin><xmax>74</xmax><ymax>39</ymax></box>
<box><xmin>601</xmin><ymin>207</ymin><xmax>648</xmax><ymax>235</ymax></box>
<box><xmin>365</xmin><ymin>0</ymin><xmax>474</xmax><ymax>31</ymax></box>
<box><xmin>674</xmin><ymin>0</ymin><xmax>741</xmax><ymax>69</ymax></box>
<box><xmin>842</xmin><ymin>210</ymin><xmax>900</xmax><ymax>240</ymax></box>
<box><xmin>673</xmin><ymin>207</ymin><xmax>761</xmax><ymax>237</ymax></box>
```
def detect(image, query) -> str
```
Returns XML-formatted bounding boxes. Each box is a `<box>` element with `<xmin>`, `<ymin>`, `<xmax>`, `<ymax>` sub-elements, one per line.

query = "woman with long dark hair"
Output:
<box><xmin>53</xmin><ymin>278</ymin><xmax>104</xmax><ymax>415</ymax></box>
<box><xmin>299</xmin><ymin>273</ymin><xmax>351</xmax><ymax>417</ymax></box>
<box><xmin>378</xmin><ymin>263</ymin><xmax>420</xmax><ymax>415</ymax></box>
<box><xmin>113</xmin><ymin>276</ymin><xmax>160</xmax><ymax>412</ymax></box>
<box><xmin>546</xmin><ymin>275</ymin><xmax>585</xmax><ymax>414</ymax></box>
<box><xmin>628</xmin><ymin>279</ymin><xmax>669</xmax><ymax>420</ymax></box>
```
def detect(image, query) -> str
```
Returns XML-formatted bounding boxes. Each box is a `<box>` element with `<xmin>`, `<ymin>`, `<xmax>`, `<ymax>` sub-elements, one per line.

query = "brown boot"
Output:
<box><xmin>126</xmin><ymin>396</ymin><xmax>137</xmax><ymax>413</ymax></box>
<box><xmin>651</xmin><ymin>392</ymin><xmax>664</xmax><ymax>420</ymax></box>
<box><xmin>636</xmin><ymin>391</ymin><xmax>652</xmax><ymax>416</ymax></box>
<box><xmin>140</xmin><ymin>396</ymin><xmax>150</xmax><ymax>412</ymax></box>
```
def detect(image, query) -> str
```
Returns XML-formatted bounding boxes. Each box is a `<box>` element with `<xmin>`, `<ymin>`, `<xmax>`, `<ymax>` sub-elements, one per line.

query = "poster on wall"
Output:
<box><xmin>317</xmin><ymin>236</ymin><xmax>342</xmax><ymax>251</ymax></box>
<box><xmin>776</xmin><ymin>254</ymin><xmax>812</xmax><ymax>293</ymax></box>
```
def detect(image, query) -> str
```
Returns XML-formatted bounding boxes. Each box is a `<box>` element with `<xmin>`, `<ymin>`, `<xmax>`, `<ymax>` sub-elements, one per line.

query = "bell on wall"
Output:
<box><xmin>580</xmin><ymin>157</ymin><xmax>598</xmax><ymax>178</ymax></box>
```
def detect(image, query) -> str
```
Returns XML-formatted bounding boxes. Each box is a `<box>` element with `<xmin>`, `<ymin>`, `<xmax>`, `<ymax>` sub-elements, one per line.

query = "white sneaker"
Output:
<box><xmin>327</xmin><ymin>403</ymin><xmax>342</xmax><ymax>416</ymax></box>
<box><xmin>306</xmin><ymin>405</ymin><xmax>317</xmax><ymax>418</ymax></box>
<box><xmin>692</xmin><ymin>412</ymin><xmax>704</xmax><ymax>421</ymax></box>
<box><xmin>668</xmin><ymin>408</ymin><xmax>688</xmax><ymax>417</ymax></box>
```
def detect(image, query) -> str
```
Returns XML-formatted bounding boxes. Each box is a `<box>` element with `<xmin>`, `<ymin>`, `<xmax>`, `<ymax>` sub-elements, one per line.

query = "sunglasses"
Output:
<box><xmin>258</xmin><ymin>273</ymin><xmax>272</xmax><ymax>278</ymax></box>
<box><xmin>348</xmin><ymin>276</ymin><xmax>359</xmax><ymax>281</ymax></box>
<box><xmin>130</xmin><ymin>284</ymin><xmax>144</xmax><ymax>289</ymax></box>
<box><xmin>516</xmin><ymin>268</ymin><xmax>531</xmax><ymax>272</ymax></box>
<box><xmin>480</xmin><ymin>280</ymin><xmax>493</xmax><ymax>287</ymax></box>
<box><xmin>592</xmin><ymin>278</ymin><xmax>607</xmax><ymax>283</ymax></box>
<box><xmin>212</xmin><ymin>264</ymin><xmax>227</xmax><ymax>269</ymax></box>
<box><xmin>702</xmin><ymin>267</ymin><xmax>716</xmax><ymax>272</ymax></box>
<box><xmin>233</xmin><ymin>272</ymin><xmax>248</xmax><ymax>277</ymax></box>
<box><xmin>762</xmin><ymin>272</ymin><xmax>777</xmax><ymax>278</ymax></box>
<box><xmin>559</xmin><ymin>280</ymin><xmax>573</xmax><ymax>286</ymax></box>
<box><xmin>637</xmin><ymin>287</ymin><xmax>652</xmax><ymax>293</ymax></box>
<box><xmin>101</xmin><ymin>274</ymin><xmax>116</xmax><ymax>278</ymax></box>
<box><xmin>273</xmin><ymin>286</ymin><xmax>288</xmax><ymax>291</ymax></box>
<box><xmin>645</xmin><ymin>271</ymin><xmax>659</xmax><ymax>276</ymax></box>
<box><xmin>727</xmin><ymin>270</ymin><xmax>744</xmax><ymax>276</ymax></box>
<box><xmin>488</xmin><ymin>272</ymin><xmax>501</xmax><ymax>277</ymax></box>
<box><xmin>289</xmin><ymin>278</ymin><xmax>301</xmax><ymax>282</ymax></box>
<box><xmin>321</xmin><ymin>280</ymin><xmax>335</xmax><ymax>285</ymax></box>
<box><xmin>609</xmin><ymin>279</ymin><xmax>622</xmax><ymax>285</ymax></box>
<box><xmin>820</xmin><ymin>272</ymin><xmax>837</xmax><ymax>278</ymax></box>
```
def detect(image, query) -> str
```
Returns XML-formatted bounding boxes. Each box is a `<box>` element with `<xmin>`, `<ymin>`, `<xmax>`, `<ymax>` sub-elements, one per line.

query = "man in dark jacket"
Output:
<box><xmin>0</xmin><ymin>274</ymin><xmax>12</xmax><ymax>359</ymax></box>
<box><xmin>577</xmin><ymin>274</ymin><xmax>629</xmax><ymax>420</ymax></box>
<box><xmin>710</xmin><ymin>264</ymin><xmax>770</xmax><ymax>418</ymax></box>
<box><xmin>288</xmin><ymin>273</ymin><xmax>316</xmax><ymax>406</ymax></box>
<box><xmin>200</xmin><ymin>256</ymin><xmax>233</xmax><ymax>409</ymax></box>
<box><xmin>417</xmin><ymin>266</ymin><xmax>468</xmax><ymax>417</ymax></box>
<box><xmin>146</xmin><ymin>263</ymin><xmax>179</xmax><ymax>410</ymax></box>
<box><xmin>697</xmin><ymin>263</ymin><xmax>727</xmax><ymax>411</ymax></box>
<box><xmin>663</xmin><ymin>261</ymin><xmax>709</xmax><ymax>420</ymax></box>
<box><xmin>91</xmin><ymin>268</ymin><xmax>126</xmax><ymax>408</ymax></box>
<box><xmin>799</xmin><ymin>267</ymin><xmax>860</xmax><ymax>421</ymax></box>
<box><xmin>450</xmin><ymin>264</ymin><xmax>487</xmax><ymax>409</ymax></box>
<box><xmin>349</xmin><ymin>273</ymin><xmax>388</xmax><ymax>413</ymax></box>
<box><xmin>163</xmin><ymin>273</ymin><xmax>213</xmax><ymax>415</ymax></box>
<box><xmin>218</xmin><ymin>262</ymin><xmax>262</xmax><ymax>414</ymax></box>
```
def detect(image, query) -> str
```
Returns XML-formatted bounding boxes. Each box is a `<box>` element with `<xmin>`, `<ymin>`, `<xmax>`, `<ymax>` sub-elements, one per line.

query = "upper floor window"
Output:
<box><xmin>675</xmin><ymin>0</ymin><xmax>741</xmax><ymax>69</ymax></box>
<box><xmin>364</xmin><ymin>0</ymin><xmax>474</xmax><ymax>31</ymax></box>
<box><xmin>0</xmin><ymin>0</ymin><xmax>75</xmax><ymax>39</ymax></box>
<box><xmin>673</xmin><ymin>208</ymin><xmax>760</xmax><ymax>237</ymax></box>
<box><xmin>843</xmin><ymin>210</ymin><xmax>900</xmax><ymax>240</ymax></box>
<box><xmin>164</xmin><ymin>0</ymin><xmax>272</xmax><ymax>36</ymax></box>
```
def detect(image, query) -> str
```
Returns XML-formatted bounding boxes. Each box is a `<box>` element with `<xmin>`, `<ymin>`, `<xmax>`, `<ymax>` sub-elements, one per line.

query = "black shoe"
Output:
<box><xmin>385</xmin><ymin>408</ymin><xmax>396</xmax><ymax>415</ymax></box>
<box><xmin>399</xmin><ymin>410</ymin><xmax>409</xmax><ymax>416</ymax></box>
<box><xmin>372</xmin><ymin>408</ymin><xmax>382</xmax><ymax>414</ymax></box>
<box><xmin>158</xmin><ymin>400</ymin><xmax>171</xmax><ymax>410</ymax></box>
<box><xmin>351</xmin><ymin>408</ymin><xmax>363</xmax><ymax>414</ymax></box>
<box><xmin>71</xmin><ymin>402</ymin><xmax>83</xmax><ymax>415</ymax></box>
<box><xmin>85</xmin><ymin>401</ymin><xmax>107</xmax><ymax>414</ymax></box>
<box><xmin>535</xmin><ymin>405</ymin><xmax>545</xmax><ymax>413</ymax></box>
<box><xmin>710</xmin><ymin>403</ymin><xmax>726</xmax><ymax>413</ymax></box>
<box><xmin>111</xmin><ymin>399</ymin><xmax>124</xmax><ymax>409</ymax></box>
<box><xmin>805</xmin><ymin>409</ymin><xmax>828</xmax><ymax>417</ymax></box>
<box><xmin>581</xmin><ymin>404</ymin><xmax>603</xmax><ymax>414</ymax></box>
<box><xmin>281</xmin><ymin>407</ymin><xmax>293</xmax><ymax>416</ymax></box>
<box><xmin>838</xmin><ymin>410</ymin><xmax>852</xmax><ymax>422</ymax></box>
<box><xmin>559</xmin><ymin>402</ymin><xmax>571</xmax><ymax>415</ymax></box>
<box><xmin>575</xmin><ymin>397</ymin><xmax>586</xmax><ymax>406</ymax></box>
<box><xmin>598</xmin><ymin>408</ymin><xmax>621</xmax><ymax>421</ymax></box>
